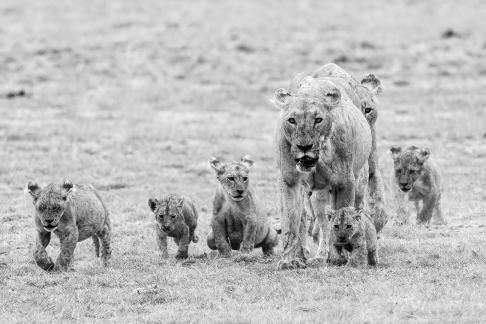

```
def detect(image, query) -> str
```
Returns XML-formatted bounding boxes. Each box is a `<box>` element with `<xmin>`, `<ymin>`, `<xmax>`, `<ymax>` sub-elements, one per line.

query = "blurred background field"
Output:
<box><xmin>0</xmin><ymin>0</ymin><xmax>485</xmax><ymax>323</ymax></box>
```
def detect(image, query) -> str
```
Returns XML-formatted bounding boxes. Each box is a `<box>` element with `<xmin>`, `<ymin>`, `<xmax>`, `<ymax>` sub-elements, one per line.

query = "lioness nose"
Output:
<box><xmin>236</xmin><ymin>190</ymin><xmax>244</xmax><ymax>195</ymax></box>
<box><xmin>297</xmin><ymin>144</ymin><xmax>313</xmax><ymax>152</ymax></box>
<box><xmin>163</xmin><ymin>225</ymin><xmax>171</xmax><ymax>231</ymax></box>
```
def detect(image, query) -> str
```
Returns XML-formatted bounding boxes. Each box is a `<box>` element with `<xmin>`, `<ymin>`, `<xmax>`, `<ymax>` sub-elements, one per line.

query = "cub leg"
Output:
<box><xmin>432</xmin><ymin>195</ymin><xmax>447</xmax><ymax>225</ymax></box>
<box><xmin>189</xmin><ymin>226</ymin><xmax>199</xmax><ymax>243</ymax></box>
<box><xmin>367</xmin><ymin>249</ymin><xmax>378</xmax><ymax>266</ymax></box>
<box><xmin>347</xmin><ymin>244</ymin><xmax>367</xmax><ymax>268</ymax></box>
<box><xmin>92</xmin><ymin>235</ymin><xmax>100</xmax><ymax>258</ymax></box>
<box><xmin>156</xmin><ymin>226</ymin><xmax>169</xmax><ymax>259</ymax></box>
<box><xmin>54</xmin><ymin>227</ymin><xmax>79</xmax><ymax>271</ymax></box>
<box><xmin>394</xmin><ymin>187</ymin><xmax>411</xmax><ymax>225</ymax></box>
<box><xmin>328</xmin><ymin>245</ymin><xmax>347</xmax><ymax>266</ymax></box>
<box><xmin>212</xmin><ymin>220</ymin><xmax>231</xmax><ymax>257</ymax></box>
<box><xmin>34</xmin><ymin>230</ymin><xmax>54</xmax><ymax>271</ymax></box>
<box><xmin>240</xmin><ymin>219</ymin><xmax>257</xmax><ymax>253</ymax></box>
<box><xmin>175</xmin><ymin>225</ymin><xmax>190</xmax><ymax>259</ymax></box>
<box><xmin>261</xmin><ymin>226</ymin><xmax>278</xmax><ymax>256</ymax></box>
<box><xmin>417</xmin><ymin>195</ymin><xmax>438</xmax><ymax>225</ymax></box>
<box><xmin>98</xmin><ymin>224</ymin><xmax>111</xmax><ymax>267</ymax></box>
<box><xmin>414</xmin><ymin>201</ymin><xmax>420</xmax><ymax>218</ymax></box>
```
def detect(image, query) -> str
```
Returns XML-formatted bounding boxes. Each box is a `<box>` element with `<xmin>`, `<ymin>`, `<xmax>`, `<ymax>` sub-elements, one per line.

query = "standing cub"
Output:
<box><xmin>27</xmin><ymin>180</ymin><xmax>111</xmax><ymax>271</ymax></box>
<box><xmin>390</xmin><ymin>146</ymin><xmax>446</xmax><ymax>225</ymax></box>
<box><xmin>148</xmin><ymin>195</ymin><xmax>199</xmax><ymax>259</ymax></box>
<box><xmin>328</xmin><ymin>207</ymin><xmax>378</xmax><ymax>267</ymax></box>
<box><xmin>207</xmin><ymin>156</ymin><xmax>278</xmax><ymax>257</ymax></box>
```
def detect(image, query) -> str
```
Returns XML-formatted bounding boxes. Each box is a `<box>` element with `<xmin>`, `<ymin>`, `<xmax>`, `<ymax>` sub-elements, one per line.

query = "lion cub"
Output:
<box><xmin>148</xmin><ymin>195</ymin><xmax>199</xmax><ymax>259</ymax></box>
<box><xmin>207</xmin><ymin>156</ymin><xmax>278</xmax><ymax>257</ymax></box>
<box><xmin>390</xmin><ymin>146</ymin><xmax>446</xmax><ymax>225</ymax></box>
<box><xmin>328</xmin><ymin>207</ymin><xmax>378</xmax><ymax>267</ymax></box>
<box><xmin>27</xmin><ymin>180</ymin><xmax>111</xmax><ymax>271</ymax></box>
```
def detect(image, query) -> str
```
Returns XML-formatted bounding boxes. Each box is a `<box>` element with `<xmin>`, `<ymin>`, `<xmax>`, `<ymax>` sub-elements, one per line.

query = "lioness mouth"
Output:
<box><xmin>231</xmin><ymin>195</ymin><xmax>244</xmax><ymax>200</ymax></box>
<box><xmin>400</xmin><ymin>186</ymin><xmax>412</xmax><ymax>192</ymax></box>
<box><xmin>296</xmin><ymin>156</ymin><xmax>318</xmax><ymax>171</ymax></box>
<box><xmin>43</xmin><ymin>225</ymin><xmax>58</xmax><ymax>232</ymax></box>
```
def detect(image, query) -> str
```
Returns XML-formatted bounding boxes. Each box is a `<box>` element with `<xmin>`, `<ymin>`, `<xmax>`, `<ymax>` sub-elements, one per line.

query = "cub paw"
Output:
<box><xmin>277</xmin><ymin>258</ymin><xmax>306</xmax><ymax>270</ymax></box>
<box><xmin>175</xmin><ymin>251</ymin><xmax>188</xmax><ymax>260</ymax></box>
<box><xmin>306</xmin><ymin>257</ymin><xmax>325</xmax><ymax>267</ymax></box>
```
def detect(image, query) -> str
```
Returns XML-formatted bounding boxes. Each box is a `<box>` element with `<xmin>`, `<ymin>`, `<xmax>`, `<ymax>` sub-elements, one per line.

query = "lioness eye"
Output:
<box><xmin>172</xmin><ymin>215</ymin><xmax>176</xmax><ymax>219</ymax></box>
<box><xmin>242</xmin><ymin>177</ymin><xmax>248</xmax><ymax>182</ymax></box>
<box><xmin>346</xmin><ymin>225</ymin><xmax>352</xmax><ymax>229</ymax></box>
<box><xmin>334</xmin><ymin>225</ymin><xmax>339</xmax><ymax>229</ymax></box>
<box><xmin>288</xmin><ymin>118</ymin><xmax>296</xmax><ymax>124</ymax></box>
<box><xmin>364</xmin><ymin>108</ymin><xmax>372</xmax><ymax>114</ymax></box>
<box><xmin>228</xmin><ymin>177</ymin><xmax>235</xmax><ymax>182</ymax></box>
<box><xmin>315</xmin><ymin>117</ymin><xmax>323</xmax><ymax>124</ymax></box>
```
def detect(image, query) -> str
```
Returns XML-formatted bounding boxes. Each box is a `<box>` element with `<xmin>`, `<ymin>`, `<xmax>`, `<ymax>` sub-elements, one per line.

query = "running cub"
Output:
<box><xmin>390</xmin><ymin>146</ymin><xmax>446</xmax><ymax>225</ymax></box>
<box><xmin>27</xmin><ymin>180</ymin><xmax>111</xmax><ymax>271</ymax></box>
<box><xmin>207</xmin><ymin>156</ymin><xmax>278</xmax><ymax>257</ymax></box>
<box><xmin>148</xmin><ymin>195</ymin><xmax>199</xmax><ymax>259</ymax></box>
<box><xmin>328</xmin><ymin>207</ymin><xmax>378</xmax><ymax>267</ymax></box>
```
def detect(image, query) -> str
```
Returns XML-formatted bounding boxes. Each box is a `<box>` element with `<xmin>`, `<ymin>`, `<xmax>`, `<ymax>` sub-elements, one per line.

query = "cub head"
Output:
<box><xmin>209</xmin><ymin>156</ymin><xmax>254</xmax><ymax>201</ymax></box>
<box><xmin>390</xmin><ymin>145</ymin><xmax>430</xmax><ymax>192</ymax></box>
<box><xmin>328</xmin><ymin>207</ymin><xmax>363</xmax><ymax>245</ymax></box>
<box><xmin>359</xmin><ymin>74</ymin><xmax>383</xmax><ymax>124</ymax></box>
<box><xmin>27</xmin><ymin>180</ymin><xmax>75</xmax><ymax>232</ymax></box>
<box><xmin>148</xmin><ymin>195</ymin><xmax>185</xmax><ymax>233</ymax></box>
<box><xmin>273</xmin><ymin>76</ymin><xmax>341</xmax><ymax>173</ymax></box>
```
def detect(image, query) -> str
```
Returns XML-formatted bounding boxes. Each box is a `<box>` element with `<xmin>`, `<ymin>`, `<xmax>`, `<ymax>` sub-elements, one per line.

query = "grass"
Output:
<box><xmin>1</xmin><ymin>0</ymin><xmax>486</xmax><ymax>322</ymax></box>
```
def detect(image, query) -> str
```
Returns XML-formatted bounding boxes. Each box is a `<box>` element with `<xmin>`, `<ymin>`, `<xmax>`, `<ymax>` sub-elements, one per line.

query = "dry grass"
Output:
<box><xmin>1</xmin><ymin>0</ymin><xmax>486</xmax><ymax>322</ymax></box>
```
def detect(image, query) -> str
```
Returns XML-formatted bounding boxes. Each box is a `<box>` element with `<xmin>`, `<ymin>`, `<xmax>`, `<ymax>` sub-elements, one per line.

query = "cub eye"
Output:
<box><xmin>334</xmin><ymin>225</ymin><xmax>339</xmax><ymax>229</ymax></box>
<box><xmin>242</xmin><ymin>177</ymin><xmax>248</xmax><ymax>182</ymax></box>
<box><xmin>171</xmin><ymin>215</ymin><xmax>176</xmax><ymax>219</ymax></box>
<box><xmin>364</xmin><ymin>108</ymin><xmax>372</xmax><ymax>114</ymax></box>
<box><xmin>315</xmin><ymin>117</ymin><xmax>323</xmax><ymax>124</ymax></box>
<box><xmin>346</xmin><ymin>225</ymin><xmax>352</xmax><ymax>229</ymax></box>
<box><xmin>62</xmin><ymin>196</ymin><xmax>67</xmax><ymax>201</ymax></box>
<box><xmin>227</xmin><ymin>177</ymin><xmax>235</xmax><ymax>182</ymax></box>
<box><xmin>288</xmin><ymin>118</ymin><xmax>296</xmax><ymax>125</ymax></box>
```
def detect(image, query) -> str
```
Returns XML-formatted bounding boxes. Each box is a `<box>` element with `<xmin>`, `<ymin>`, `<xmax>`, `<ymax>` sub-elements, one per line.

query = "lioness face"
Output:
<box><xmin>273</xmin><ymin>78</ymin><xmax>340</xmax><ymax>173</ymax></box>
<box><xmin>209</xmin><ymin>156</ymin><xmax>254</xmax><ymax>201</ymax></box>
<box><xmin>360</xmin><ymin>74</ymin><xmax>383</xmax><ymax>125</ymax></box>
<box><xmin>27</xmin><ymin>180</ymin><xmax>75</xmax><ymax>232</ymax></box>
<box><xmin>329</xmin><ymin>207</ymin><xmax>361</xmax><ymax>245</ymax></box>
<box><xmin>148</xmin><ymin>196</ymin><xmax>184</xmax><ymax>233</ymax></box>
<box><xmin>390</xmin><ymin>146</ymin><xmax>430</xmax><ymax>192</ymax></box>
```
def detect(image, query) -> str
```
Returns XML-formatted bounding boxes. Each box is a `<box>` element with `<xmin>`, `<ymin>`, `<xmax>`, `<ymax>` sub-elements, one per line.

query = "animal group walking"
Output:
<box><xmin>26</xmin><ymin>63</ymin><xmax>445</xmax><ymax>272</ymax></box>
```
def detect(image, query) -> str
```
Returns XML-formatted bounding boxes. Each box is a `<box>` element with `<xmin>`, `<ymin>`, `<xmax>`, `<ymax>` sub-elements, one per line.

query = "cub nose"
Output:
<box><xmin>236</xmin><ymin>190</ymin><xmax>244</xmax><ymax>195</ymax></box>
<box><xmin>46</xmin><ymin>219</ymin><xmax>54</xmax><ymax>224</ymax></box>
<box><xmin>163</xmin><ymin>225</ymin><xmax>171</xmax><ymax>231</ymax></box>
<box><xmin>297</xmin><ymin>144</ymin><xmax>313</xmax><ymax>152</ymax></box>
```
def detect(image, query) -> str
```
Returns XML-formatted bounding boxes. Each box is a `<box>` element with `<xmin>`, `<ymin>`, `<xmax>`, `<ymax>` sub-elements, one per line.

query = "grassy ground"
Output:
<box><xmin>1</xmin><ymin>0</ymin><xmax>486</xmax><ymax>322</ymax></box>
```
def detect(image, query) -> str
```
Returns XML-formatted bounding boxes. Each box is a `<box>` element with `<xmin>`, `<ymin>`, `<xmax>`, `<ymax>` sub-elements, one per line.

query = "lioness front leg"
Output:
<box><xmin>175</xmin><ymin>225</ymin><xmax>190</xmax><ymax>259</ymax></box>
<box><xmin>278</xmin><ymin>179</ymin><xmax>307</xmax><ymax>270</ymax></box>
<box><xmin>307</xmin><ymin>189</ymin><xmax>331</xmax><ymax>266</ymax></box>
<box><xmin>333</xmin><ymin>176</ymin><xmax>356</xmax><ymax>209</ymax></box>
<box><xmin>240</xmin><ymin>219</ymin><xmax>257</xmax><ymax>253</ymax></box>
<box><xmin>156</xmin><ymin>226</ymin><xmax>169</xmax><ymax>259</ymax></box>
<box><xmin>54</xmin><ymin>227</ymin><xmax>78</xmax><ymax>272</ymax></box>
<box><xmin>34</xmin><ymin>230</ymin><xmax>54</xmax><ymax>271</ymax></box>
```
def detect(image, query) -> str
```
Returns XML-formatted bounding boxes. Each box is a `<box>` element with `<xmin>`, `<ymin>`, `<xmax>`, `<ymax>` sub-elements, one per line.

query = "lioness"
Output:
<box><xmin>311</xmin><ymin>63</ymin><xmax>388</xmax><ymax>233</ymax></box>
<box><xmin>148</xmin><ymin>195</ymin><xmax>199</xmax><ymax>259</ymax></box>
<box><xmin>390</xmin><ymin>146</ymin><xmax>446</xmax><ymax>225</ymax></box>
<box><xmin>328</xmin><ymin>207</ymin><xmax>378</xmax><ymax>267</ymax></box>
<box><xmin>27</xmin><ymin>180</ymin><xmax>111</xmax><ymax>271</ymax></box>
<box><xmin>207</xmin><ymin>156</ymin><xmax>278</xmax><ymax>257</ymax></box>
<box><xmin>273</xmin><ymin>70</ymin><xmax>372</xmax><ymax>269</ymax></box>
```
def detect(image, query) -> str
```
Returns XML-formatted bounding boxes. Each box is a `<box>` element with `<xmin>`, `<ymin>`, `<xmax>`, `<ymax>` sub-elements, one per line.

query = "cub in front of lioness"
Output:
<box><xmin>390</xmin><ymin>146</ymin><xmax>446</xmax><ymax>225</ymax></box>
<box><xmin>27</xmin><ymin>180</ymin><xmax>111</xmax><ymax>272</ymax></box>
<box><xmin>328</xmin><ymin>207</ymin><xmax>378</xmax><ymax>267</ymax></box>
<box><xmin>148</xmin><ymin>195</ymin><xmax>199</xmax><ymax>259</ymax></box>
<box><xmin>207</xmin><ymin>156</ymin><xmax>278</xmax><ymax>257</ymax></box>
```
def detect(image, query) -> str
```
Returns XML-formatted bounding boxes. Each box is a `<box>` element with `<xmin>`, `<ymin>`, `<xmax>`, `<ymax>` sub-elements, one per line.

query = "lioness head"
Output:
<box><xmin>148</xmin><ymin>195</ymin><xmax>185</xmax><ymax>233</ymax></box>
<box><xmin>209</xmin><ymin>156</ymin><xmax>254</xmax><ymax>201</ymax></box>
<box><xmin>390</xmin><ymin>146</ymin><xmax>430</xmax><ymax>192</ymax></box>
<box><xmin>273</xmin><ymin>76</ymin><xmax>342</xmax><ymax>173</ymax></box>
<box><xmin>27</xmin><ymin>180</ymin><xmax>75</xmax><ymax>232</ymax></box>
<box><xmin>328</xmin><ymin>207</ymin><xmax>363</xmax><ymax>245</ymax></box>
<box><xmin>359</xmin><ymin>74</ymin><xmax>383</xmax><ymax>124</ymax></box>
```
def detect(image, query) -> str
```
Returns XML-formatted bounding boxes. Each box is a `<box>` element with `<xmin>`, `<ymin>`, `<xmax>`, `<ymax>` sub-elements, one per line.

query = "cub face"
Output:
<box><xmin>329</xmin><ymin>207</ymin><xmax>362</xmax><ymax>246</ymax></box>
<box><xmin>27</xmin><ymin>180</ymin><xmax>75</xmax><ymax>232</ymax></box>
<box><xmin>209</xmin><ymin>156</ymin><xmax>254</xmax><ymax>201</ymax></box>
<box><xmin>390</xmin><ymin>146</ymin><xmax>430</xmax><ymax>192</ymax></box>
<box><xmin>148</xmin><ymin>195</ymin><xmax>185</xmax><ymax>233</ymax></box>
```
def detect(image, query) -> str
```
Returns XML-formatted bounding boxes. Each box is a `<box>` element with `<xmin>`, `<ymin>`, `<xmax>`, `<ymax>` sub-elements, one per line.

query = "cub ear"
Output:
<box><xmin>390</xmin><ymin>146</ymin><xmax>402</xmax><ymax>160</ymax></box>
<box><xmin>240</xmin><ymin>155</ymin><xmax>255</xmax><ymax>169</ymax></box>
<box><xmin>272</xmin><ymin>88</ymin><xmax>291</xmax><ymax>109</ymax></box>
<box><xmin>361</xmin><ymin>74</ymin><xmax>383</xmax><ymax>96</ymax></box>
<box><xmin>27</xmin><ymin>181</ymin><xmax>41</xmax><ymax>200</ymax></box>
<box><xmin>324</xmin><ymin>87</ymin><xmax>341</xmax><ymax>107</ymax></box>
<box><xmin>209</xmin><ymin>157</ymin><xmax>225</xmax><ymax>175</ymax></box>
<box><xmin>417</xmin><ymin>147</ymin><xmax>430</xmax><ymax>165</ymax></box>
<box><xmin>177</xmin><ymin>196</ymin><xmax>184</xmax><ymax>208</ymax></box>
<box><xmin>327</xmin><ymin>208</ymin><xmax>336</xmax><ymax>221</ymax></box>
<box><xmin>148</xmin><ymin>198</ymin><xmax>159</xmax><ymax>212</ymax></box>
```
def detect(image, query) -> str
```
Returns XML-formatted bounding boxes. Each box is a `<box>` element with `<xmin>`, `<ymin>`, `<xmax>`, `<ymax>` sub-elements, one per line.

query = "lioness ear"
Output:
<box><xmin>148</xmin><ymin>198</ymin><xmax>158</xmax><ymax>212</ymax></box>
<box><xmin>361</xmin><ymin>74</ymin><xmax>383</xmax><ymax>96</ymax></box>
<box><xmin>327</xmin><ymin>209</ymin><xmax>336</xmax><ymax>221</ymax></box>
<box><xmin>390</xmin><ymin>146</ymin><xmax>402</xmax><ymax>160</ymax></box>
<box><xmin>62</xmin><ymin>180</ymin><xmax>74</xmax><ymax>192</ymax></box>
<box><xmin>325</xmin><ymin>87</ymin><xmax>341</xmax><ymax>107</ymax></box>
<box><xmin>240</xmin><ymin>155</ymin><xmax>254</xmax><ymax>169</ymax></box>
<box><xmin>355</xmin><ymin>209</ymin><xmax>363</xmax><ymax>221</ymax></box>
<box><xmin>27</xmin><ymin>181</ymin><xmax>41</xmax><ymax>201</ymax></box>
<box><xmin>272</xmin><ymin>88</ymin><xmax>291</xmax><ymax>109</ymax></box>
<box><xmin>417</xmin><ymin>147</ymin><xmax>430</xmax><ymax>165</ymax></box>
<box><xmin>177</xmin><ymin>196</ymin><xmax>184</xmax><ymax>208</ymax></box>
<box><xmin>209</xmin><ymin>157</ymin><xmax>225</xmax><ymax>175</ymax></box>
